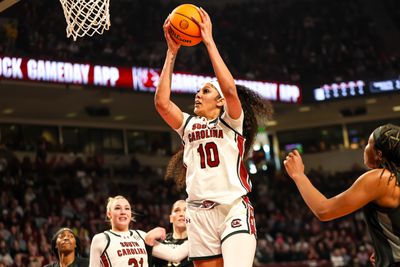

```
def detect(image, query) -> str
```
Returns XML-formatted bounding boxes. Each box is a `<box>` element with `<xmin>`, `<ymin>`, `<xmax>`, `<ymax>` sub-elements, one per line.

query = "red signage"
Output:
<box><xmin>0</xmin><ymin>56</ymin><xmax>301</xmax><ymax>103</ymax></box>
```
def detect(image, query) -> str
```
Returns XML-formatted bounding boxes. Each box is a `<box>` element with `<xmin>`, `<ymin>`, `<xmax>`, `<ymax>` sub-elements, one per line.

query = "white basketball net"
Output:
<box><xmin>59</xmin><ymin>0</ymin><xmax>111</xmax><ymax>41</ymax></box>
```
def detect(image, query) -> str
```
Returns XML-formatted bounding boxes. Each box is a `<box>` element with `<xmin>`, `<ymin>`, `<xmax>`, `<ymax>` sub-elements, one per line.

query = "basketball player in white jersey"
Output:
<box><xmin>155</xmin><ymin>7</ymin><xmax>273</xmax><ymax>267</ymax></box>
<box><xmin>88</xmin><ymin>196</ymin><xmax>189</xmax><ymax>267</ymax></box>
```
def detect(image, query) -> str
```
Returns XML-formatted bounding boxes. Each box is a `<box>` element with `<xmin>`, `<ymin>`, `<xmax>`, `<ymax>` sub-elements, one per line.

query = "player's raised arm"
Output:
<box><xmin>193</xmin><ymin>7</ymin><xmax>242</xmax><ymax>120</ymax></box>
<box><xmin>154</xmin><ymin>16</ymin><xmax>184</xmax><ymax>130</ymax></box>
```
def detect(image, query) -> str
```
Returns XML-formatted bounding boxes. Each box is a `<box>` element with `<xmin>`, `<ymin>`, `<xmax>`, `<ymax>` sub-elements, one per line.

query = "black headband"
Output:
<box><xmin>51</xmin><ymin>228</ymin><xmax>81</xmax><ymax>259</ymax></box>
<box><xmin>373</xmin><ymin>124</ymin><xmax>400</xmax><ymax>164</ymax></box>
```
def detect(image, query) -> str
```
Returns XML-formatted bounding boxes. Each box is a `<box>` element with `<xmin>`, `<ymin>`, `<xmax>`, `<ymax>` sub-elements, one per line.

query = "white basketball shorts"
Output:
<box><xmin>186</xmin><ymin>196</ymin><xmax>256</xmax><ymax>260</ymax></box>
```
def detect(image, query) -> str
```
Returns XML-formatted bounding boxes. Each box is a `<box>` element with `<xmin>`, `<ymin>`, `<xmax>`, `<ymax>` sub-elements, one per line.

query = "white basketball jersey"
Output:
<box><xmin>100</xmin><ymin>230</ymin><xmax>149</xmax><ymax>267</ymax></box>
<box><xmin>176</xmin><ymin>111</ymin><xmax>251</xmax><ymax>204</ymax></box>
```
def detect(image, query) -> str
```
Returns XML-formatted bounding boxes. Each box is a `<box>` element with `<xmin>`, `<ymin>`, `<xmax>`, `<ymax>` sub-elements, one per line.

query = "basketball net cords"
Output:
<box><xmin>59</xmin><ymin>0</ymin><xmax>111</xmax><ymax>41</ymax></box>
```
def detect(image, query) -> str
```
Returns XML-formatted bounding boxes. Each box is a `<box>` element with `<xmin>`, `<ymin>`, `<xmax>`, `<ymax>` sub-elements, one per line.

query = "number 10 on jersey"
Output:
<box><xmin>197</xmin><ymin>142</ymin><xmax>220</xmax><ymax>168</ymax></box>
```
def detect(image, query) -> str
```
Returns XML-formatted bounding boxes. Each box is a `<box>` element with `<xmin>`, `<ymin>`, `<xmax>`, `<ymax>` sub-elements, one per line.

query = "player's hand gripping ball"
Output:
<box><xmin>168</xmin><ymin>4</ymin><xmax>202</xmax><ymax>46</ymax></box>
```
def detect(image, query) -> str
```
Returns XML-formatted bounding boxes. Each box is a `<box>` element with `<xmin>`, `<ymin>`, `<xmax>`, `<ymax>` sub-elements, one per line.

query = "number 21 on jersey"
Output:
<box><xmin>128</xmin><ymin>258</ymin><xmax>143</xmax><ymax>267</ymax></box>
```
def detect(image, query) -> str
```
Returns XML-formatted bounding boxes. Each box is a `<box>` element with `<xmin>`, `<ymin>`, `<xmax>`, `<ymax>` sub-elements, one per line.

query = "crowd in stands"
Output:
<box><xmin>383</xmin><ymin>0</ymin><xmax>400</xmax><ymax>32</ymax></box>
<box><xmin>0</xmin><ymin>0</ymin><xmax>399</xmax><ymax>89</ymax></box>
<box><xmin>0</xmin><ymin>0</ymin><xmax>395</xmax><ymax>266</ymax></box>
<box><xmin>0</xmin><ymin>145</ymin><xmax>374</xmax><ymax>267</ymax></box>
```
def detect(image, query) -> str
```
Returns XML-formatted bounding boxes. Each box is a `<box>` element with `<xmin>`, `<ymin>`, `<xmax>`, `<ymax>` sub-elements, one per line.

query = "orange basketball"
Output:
<box><xmin>169</xmin><ymin>4</ymin><xmax>202</xmax><ymax>46</ymax></box>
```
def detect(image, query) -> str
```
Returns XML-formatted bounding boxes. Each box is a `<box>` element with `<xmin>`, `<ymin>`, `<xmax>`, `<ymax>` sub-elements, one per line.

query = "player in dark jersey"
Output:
<box><xmin>45</xmin><ymin>227</ymin><xmax>89</xmax><ymax>267</ymax></box>
<box><xmin>152</xmin><ymin>200</ymin><xmax>193</xmax><ymax>267</ymax></box>
<box><xmin>284</xmin><ymin>123</ymin><xmax>400</xmax><ymax>267</ymax></box>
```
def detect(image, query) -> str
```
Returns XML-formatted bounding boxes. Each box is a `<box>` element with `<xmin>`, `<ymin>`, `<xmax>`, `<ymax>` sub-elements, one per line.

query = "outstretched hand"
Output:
<box><xmin>163</xmin><ymin>16</ymin><xmax>181</xmax><ymax>55</ymax></box>
<box><xmin>144</xmin><ymin>227</ymin><xmax>166</xmax><ymax>246</ymax></box>
<box><xmin>192</xmin><ymin>7</ymin><xmax>214</xmax><ymax>46</ymax></box>
<box><xmin>283</xmin><ymin>150</ymin><xmax>305</xmax><ymax>181</ymax></box>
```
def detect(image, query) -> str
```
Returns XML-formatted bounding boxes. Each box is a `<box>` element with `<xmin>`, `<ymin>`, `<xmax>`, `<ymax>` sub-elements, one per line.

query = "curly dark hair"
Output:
<box><xmin>165</xmin><ymin>84</ymin><xmax>273</xmax><ymax>190</ymax></box>
<box><xmin>373</xmin><ymin>123</ymin><xmax>400</xmax><ymax>185</ymax></box>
